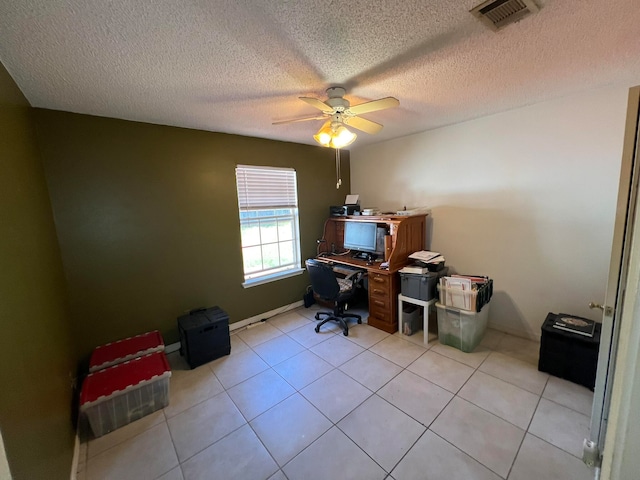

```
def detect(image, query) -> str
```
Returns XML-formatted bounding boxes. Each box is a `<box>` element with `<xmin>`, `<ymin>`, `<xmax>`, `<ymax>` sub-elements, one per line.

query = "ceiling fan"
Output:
<box><xmin>273</xmin><ymin>87</ymin><xmax>400</xmax><ymax>149</ymax></box>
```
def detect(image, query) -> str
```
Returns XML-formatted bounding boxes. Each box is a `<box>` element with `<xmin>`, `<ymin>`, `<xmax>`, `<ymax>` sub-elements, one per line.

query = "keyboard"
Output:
<box><xmin>333</xmin><ymin>264</ymin><xmax>365</xmax><ymax>276</ymax></box>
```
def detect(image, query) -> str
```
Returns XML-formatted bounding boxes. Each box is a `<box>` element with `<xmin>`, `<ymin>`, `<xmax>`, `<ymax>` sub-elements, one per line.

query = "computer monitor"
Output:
<box><xmin>343</xmin><ymin>221</ymin><xmax>378</xmax><ymax>254</ymax></box>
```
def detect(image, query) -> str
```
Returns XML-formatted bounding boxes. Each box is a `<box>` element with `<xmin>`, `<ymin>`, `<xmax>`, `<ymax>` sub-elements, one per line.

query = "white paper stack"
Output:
<box><xmin>402</xmin><ymin>251</ymin><xmax>446</xmax><ymax>274</ymax></box>
<box><xmin>409</xmin><ymin>250</ymin><xmax>441</xmax><ymax>263</ymax></box>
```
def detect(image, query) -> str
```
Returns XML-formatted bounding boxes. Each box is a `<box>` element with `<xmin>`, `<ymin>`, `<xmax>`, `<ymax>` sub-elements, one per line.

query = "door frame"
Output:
<box><xmin>599</xmin><ymin>85</ymin><xmax>640</xmax><ymax>479</ymax></box>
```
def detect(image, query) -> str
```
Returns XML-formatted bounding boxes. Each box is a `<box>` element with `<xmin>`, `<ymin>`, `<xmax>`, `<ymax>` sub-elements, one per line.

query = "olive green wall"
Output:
<box><xmin>34</xmin><ymin>109</ymin><xmax>350</xmax><ymax>359</ymax></box>
<box><xmin>0</xmin><ymin>64</ymin><xmax>76</xmax><ymax>478</ymax></box>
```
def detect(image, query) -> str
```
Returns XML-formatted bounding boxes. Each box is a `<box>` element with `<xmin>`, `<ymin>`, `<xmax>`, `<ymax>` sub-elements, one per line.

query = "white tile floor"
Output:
<box><xmin>76</xmin><ymin>305</ymin><xmax>595</xmax><ymax>480</ymax></box>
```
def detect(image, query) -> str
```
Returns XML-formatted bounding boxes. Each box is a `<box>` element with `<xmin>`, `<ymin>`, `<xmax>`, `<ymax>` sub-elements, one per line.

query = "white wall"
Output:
<box><xmin>351</xmin><ymin>87</ymin><xmax>628</xmax><ymax>339</ymax></box>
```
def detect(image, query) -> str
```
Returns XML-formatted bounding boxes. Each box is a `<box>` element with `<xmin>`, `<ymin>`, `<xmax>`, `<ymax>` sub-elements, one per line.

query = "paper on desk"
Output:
<box><xmin>345</xmin><ymin>194</ymin><xmax>359</xmax><ymax>205</ymax></box>
<box><xmin>409</xmin><ymin>251</ymin><xmax>441</xmax><ymax>262</ymax></box>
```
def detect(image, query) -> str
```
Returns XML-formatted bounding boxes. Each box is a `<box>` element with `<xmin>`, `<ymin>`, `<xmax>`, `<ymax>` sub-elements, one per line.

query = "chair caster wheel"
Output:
<box><xmin>357</xmin><ymin>319</ymin><xmax>362</xmax><ymax>324</ymax></box>
<box><xmin>315</xmin><ymin>326</ymin><xmax>320</xmax><ymax>333</ymax></box>
<box><xmin>315</xmin><ymin>313</ymin><xmax>321</xmax><ymax>320</ymax></box>
<box><xmin>343</xmin><ymin>330</ymin><xmax>349</xmax><ymax>336</ymax></box>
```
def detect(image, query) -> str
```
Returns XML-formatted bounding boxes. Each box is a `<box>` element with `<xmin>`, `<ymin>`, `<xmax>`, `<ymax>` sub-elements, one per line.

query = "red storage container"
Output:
<box><xmin>80</xmin><ymin>352</ymin><xmax>171</xmax><ymax>437</ymax></box>
<box><xmin>89</xmin><ymin>330</ymin><xmax>164</xmax><ymax>372</ymax></box>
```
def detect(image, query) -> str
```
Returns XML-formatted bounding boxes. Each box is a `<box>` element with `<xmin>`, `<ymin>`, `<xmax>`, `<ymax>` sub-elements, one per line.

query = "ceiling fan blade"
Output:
<box><xmin>300</xmin><ymin>97</ymin><xmax>333</xmax><ymax>112</ymax></box>
<box><xmin>348</xmin><ymin>97</ymin><xmax>399</xmax><ymax>115</ymax></box>
<box><xmin>346</xmin><ymin>116</ymin><xmax>383</xmax><ymax>135</ymax></box>
<box><xmin>272</xmin><ymin>114</ymin><xmax>327</xmax><ymax>125</ymax></box>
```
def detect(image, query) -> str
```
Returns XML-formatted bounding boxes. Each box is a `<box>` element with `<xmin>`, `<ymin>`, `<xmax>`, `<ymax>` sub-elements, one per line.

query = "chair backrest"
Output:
<box><xmin>305</xmin><ymin>258</ymin><xmax>340</xmax><ymax>301</ymax></box>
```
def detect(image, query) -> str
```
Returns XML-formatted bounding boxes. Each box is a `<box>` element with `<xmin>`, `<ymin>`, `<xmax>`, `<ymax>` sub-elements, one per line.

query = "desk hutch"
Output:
<box><xmin>317</xmin><ymin>214</ymin><xmax>427</xmax><ymax>333</ymax></box>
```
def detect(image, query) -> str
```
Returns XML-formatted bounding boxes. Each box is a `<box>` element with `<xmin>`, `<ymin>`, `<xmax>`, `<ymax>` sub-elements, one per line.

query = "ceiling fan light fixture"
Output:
<box><xmin>330</xmin><ymin>125</ymin><xmax>357</xmax><ymax>149</ymax></box>
<box><xmin>276</xmin><ymin>87</ymin><xmax>398</xmax><ymax>149</ymax></box>
<box><xmin>313</xmin><ymin>122</ymin><xmax>333</xmax><ymax>146</ymax></box>
<box><xmin>314</xmin><ymin>121</ymin><xmax>356</xmax><ymax>149</ymax></box>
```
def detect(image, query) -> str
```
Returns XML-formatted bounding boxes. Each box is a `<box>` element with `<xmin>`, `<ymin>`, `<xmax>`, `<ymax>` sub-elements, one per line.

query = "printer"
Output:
<box><xmin>330</xmin><ymin>194</ymin><xmax>360</xmax><ymax>216</ymax></box>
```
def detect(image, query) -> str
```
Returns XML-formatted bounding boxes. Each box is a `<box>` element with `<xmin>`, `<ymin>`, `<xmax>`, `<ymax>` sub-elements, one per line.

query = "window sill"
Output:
<box><xmin>242</xmin><ymin>268</ymin><xmax>305</xmax><ymax>288</ymax></box>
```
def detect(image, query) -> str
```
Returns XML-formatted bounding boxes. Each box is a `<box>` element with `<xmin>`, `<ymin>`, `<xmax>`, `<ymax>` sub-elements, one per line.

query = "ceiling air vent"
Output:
<box><xmin>470</xmin><ymin>0</ymin><xmax>539</xmax><ymax>31</ymax></box>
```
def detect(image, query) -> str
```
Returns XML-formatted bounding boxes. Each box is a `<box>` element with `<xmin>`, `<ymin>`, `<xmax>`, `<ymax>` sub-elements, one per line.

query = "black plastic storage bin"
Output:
<box><xmin>538</xmin><ymin>312</ymin><xmax>601</xmax><ymax>390</ymax></box>
<box><xmin>400</xmin><ymin>267</ymin><xmax>449</xmax><ymax>301</ymax></box>
<box><xmin>178</xmin><ymin>306</ymin><xmax>231</xmax><ymax>369</ymax></box>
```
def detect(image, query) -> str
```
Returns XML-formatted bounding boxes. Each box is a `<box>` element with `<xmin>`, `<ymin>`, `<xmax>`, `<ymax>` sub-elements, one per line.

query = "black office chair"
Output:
<box><xmin>305</xmin><ymin>258</ymin><xmax>363</xmax><ymax>336</ymax></box>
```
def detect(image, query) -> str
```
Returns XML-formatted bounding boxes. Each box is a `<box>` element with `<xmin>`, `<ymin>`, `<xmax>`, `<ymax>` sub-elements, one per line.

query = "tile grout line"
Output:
<box><xmin>93</xmin><ymin>339</ymin><xmax>511</xmax><ymax>460</ymax></box>
<box><xmin>504</xmin><ymin>373</ymin><xmax>550</xmax><ymax>479</ymax></box>
<box><xmin>85</xmin><ymin>309</ymin><xmax>563</xmax><ymax>479</ymax></box>
<box><xmin>262</xmin><ymin>317</ymin><xmax>394</xmax><ymax>476</ymax></box>
<box><xmin>272</xmin><ymin>334</ymin><xmax>370</xmax><ymax>476</ymax></box>
<box><xmin>165</xmin><ymin>346</ymin><xmax>275</xmax><ymax>468</ymax></box>
<box><xmin>540</xmin><ymin>391</ymin><xmax>594</xmax><ymax>417</ymax></box>
<box><xmin>169</xmin><ymin>320</ymin><xmax>423</xmax><ymax>476</ymax></box>
<box><xmin>243</xmin><ymin>409</ymin><xmax>290</xmax><ymax>479</ymax></box>
<box><xmin>525</xmin><ymin>430</ymin><xmax>586</xmax><ymax>461</ymax></box>
<box><xmin>83</xmin><ymin>411</ymin><xmax>166</xmax><ymax>463</ymax></box>
<box><xmin>406</xmin><ymin>342</ymin><xmax>499</xmax><ymax>476</ymax></box>
<box><xmin>241</xmin><ymin>329</ymin><xmax>343</xmax><ymax>476</ymax></box>
<box><xmin>428</xmin><ymin>429</ymin><xmax>507</xmax><ymax>479</ymax></box>
<box><xmin>326</xmin><ymin>325</ymin><xmax>472</xmax><ymax>476</ymax></box>
<box><xmin>171</xmin><ymin>351</ymin><xmax>288</xmax><ymax>474</ymax></box>
<box><xmin>397</xmin><ymin>334</ymin><xmax>534</xmax><ymax>479</ymax></box>
<box><xmin>159</xmin><ymin>408</ymin><xmax>183</xmax><ymax>480</ymax></box>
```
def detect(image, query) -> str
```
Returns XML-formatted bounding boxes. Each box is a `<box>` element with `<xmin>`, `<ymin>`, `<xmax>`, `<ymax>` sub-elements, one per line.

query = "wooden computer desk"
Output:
<box><xmin>316</xmin><ymin>214</ymin><xmax>427</xmax><ymax>333</ymax></box>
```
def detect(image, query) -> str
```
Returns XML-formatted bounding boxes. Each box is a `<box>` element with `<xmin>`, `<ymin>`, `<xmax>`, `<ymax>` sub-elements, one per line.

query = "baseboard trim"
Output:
<box><xmin>487</xmin><ymin>322</ymin><xmax>540</xmax><ymax>342</ymax></box>
<box><xmin>69</xmin><ymin>432</ymin><xmax>80</xmax><ymax>480</ymax></box>
<box><xmin>164</xmin><ymin>342</ymin><xmax>181</xmax><ymax>354</ymax></box>
<box><xmin>165</xmin><ymin>300</ymin><xmax>305</xmax><ymax>353</ymax></box>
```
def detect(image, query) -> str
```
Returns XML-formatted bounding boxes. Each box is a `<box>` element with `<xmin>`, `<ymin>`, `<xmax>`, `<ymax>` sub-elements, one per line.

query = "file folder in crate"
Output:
<box><xmin>437</xmin><ymin>277</ymin><xmax>493</xmax><ymax>312</ymax></box>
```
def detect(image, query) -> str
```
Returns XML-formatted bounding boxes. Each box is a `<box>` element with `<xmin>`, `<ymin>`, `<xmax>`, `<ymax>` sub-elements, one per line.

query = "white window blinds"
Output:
<box><xmin>235</xmin><ymin>165</ymin><xmax>302</xmax><ymax>286</ymax></box>
<box><xmin>236</xmin><ymin>165</ymin><xmax>298</xmax><ymax>210</ymax></box>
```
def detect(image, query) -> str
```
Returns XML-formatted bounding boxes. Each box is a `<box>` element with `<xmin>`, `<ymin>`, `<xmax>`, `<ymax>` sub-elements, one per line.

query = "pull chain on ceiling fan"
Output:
<box><xmin>273</xmin><ymin>87</ymin><xmax>399</xmax><ymax>188</ymax></box>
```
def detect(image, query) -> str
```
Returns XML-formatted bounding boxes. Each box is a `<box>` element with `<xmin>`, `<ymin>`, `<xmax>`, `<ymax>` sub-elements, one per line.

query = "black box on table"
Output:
<box><xmin>538</xmin><ymin>312</ymin><xmax>601</xmax><ymax>390</ymax></box>
<box><xmin>178</xmin><ymin>306</ymin><xmax>230</xmax><ymax>369</ymax></box>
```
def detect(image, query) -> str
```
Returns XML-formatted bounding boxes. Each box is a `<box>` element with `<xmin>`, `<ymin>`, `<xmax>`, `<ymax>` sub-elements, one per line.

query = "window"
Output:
<box><xmin>235</xmin><ymin>165</ymin><xmax>303</xmax><ymax>287</ymax></box>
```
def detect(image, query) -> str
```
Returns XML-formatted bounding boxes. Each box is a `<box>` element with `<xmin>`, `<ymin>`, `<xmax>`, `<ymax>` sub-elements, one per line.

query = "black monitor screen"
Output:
<box><xmin>343</xmin><ymin>221</ymin><xmax>378</xmax><ymax>253</ymax></box>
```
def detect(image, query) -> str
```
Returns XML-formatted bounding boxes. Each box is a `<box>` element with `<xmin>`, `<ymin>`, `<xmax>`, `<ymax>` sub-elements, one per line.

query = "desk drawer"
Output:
<box><xmin>368</xmin><ymin>308</ymin><xmax>395</xmax><ymax>332</ymax></box>
<box><xmin>369</xmin><ymin>292</ymin><xmax>397</xmax><ymax>321</ymax></box>
<box><xmin>367</xmin><ymin>272</ymin><xmax>399</xmax><ymax>334</ymax></box>
<box><xmin>368</xmin><ymin>308</ymin><xmax>390</xmax><ymax>324</ymax></box>
<box><xmin>370</xmin><ymin>283</ymin><xmax>391</xmax><ymax>300</ymax></box>
<box><xmin>369</xmin><ymin>272</ymin><xmax>394</xmax><ymax>303</ymax></box>
<box><xmin>369</xmin><ymin>295</ymin><xmax>391</xmax><ymax>313</ymax></box>
<box><xmin>369</xmin><ymin>272</ymin><xmax>391</xmax><ymax>290</ymax></box>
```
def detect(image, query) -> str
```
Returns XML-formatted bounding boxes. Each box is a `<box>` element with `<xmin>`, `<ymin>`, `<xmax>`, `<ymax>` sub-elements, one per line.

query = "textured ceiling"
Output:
<box><xmin>1</xmin><ymin>0</ymin><xmax>640</xmax><ymax>149</ymax></box>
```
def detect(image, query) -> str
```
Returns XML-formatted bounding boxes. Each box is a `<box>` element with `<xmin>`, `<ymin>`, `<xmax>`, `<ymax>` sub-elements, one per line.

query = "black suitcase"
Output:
<box><xmin>538</xmin><ymin>312</ymin><xmax>601</xmax><ymax>390</ymax></box>
<box><xmin>178</xmin><ymin>306</ymin><xmax>231</xmax><ymax>369</ymax></box>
